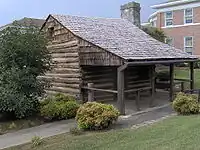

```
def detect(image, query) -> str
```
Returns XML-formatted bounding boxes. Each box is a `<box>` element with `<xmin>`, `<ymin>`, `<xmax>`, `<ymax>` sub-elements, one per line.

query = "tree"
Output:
<box><xmin>0</xmin><ymin>25</ymin><xmax>51</xmax><ymax>118</ymax></box>
<box><xmin>141</xmin><ymin>26</ymin><xmax>166</xmax><ymax>43</ymax></box>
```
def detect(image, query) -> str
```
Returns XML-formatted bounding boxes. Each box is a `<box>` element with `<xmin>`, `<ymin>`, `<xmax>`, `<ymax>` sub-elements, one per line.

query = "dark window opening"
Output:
<box><xmin>47</xmin><ymin>27</ymin><xmax>54</xmax><ymax>40</ymax></box>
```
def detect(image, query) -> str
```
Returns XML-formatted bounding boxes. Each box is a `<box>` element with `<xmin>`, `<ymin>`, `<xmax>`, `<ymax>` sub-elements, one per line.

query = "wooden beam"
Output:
<box><xmin>82</xmin><ymin>86</ymin><xmax>118</xmax><ymax>94</ymax></box>
<box><xmin>169</xmin><ymin>64</ymin><xmax>174</xmax><ymax>102</ymax></box>
<box><xmin>127</xmin><ymin>59</ymin><xmax>198</xmax><ymax>66</ymax></box>
<box><xmin>117</xmin><ymin>64</ymin><xmax>127</xmax><ymax>115</ymax></box>
<box><xmin>124</xmin><ymin>87</ymin><xmax>152</xmax><ymax>93</ymax></box>
<box><xmin>174</xmin><ymin>78</ymin><xmax>191</xmax><ymax>82</ymax></box>
<box><xmin>190</xmin><ymin>62</ymin><xmax>194</xmax><ymax>90</ymax></box>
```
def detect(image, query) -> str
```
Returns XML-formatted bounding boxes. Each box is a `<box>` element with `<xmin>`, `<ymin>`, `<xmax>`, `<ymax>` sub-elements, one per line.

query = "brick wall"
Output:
<box><xmin>155</xmin><ymin>7</ymin><xmax>200</xmax><ymax>55</ymax></box>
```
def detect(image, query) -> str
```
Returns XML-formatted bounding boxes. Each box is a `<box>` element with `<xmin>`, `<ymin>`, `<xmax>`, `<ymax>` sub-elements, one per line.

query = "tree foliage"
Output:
<box><xmin>0</xmin><ymin>26</ymin><xmax>51</xmax><ymax>118</ymax></box>
<box><xmin>141</xmin><ymin>26</ymin><xmax>166</xmax><ymax>43</ymax></box>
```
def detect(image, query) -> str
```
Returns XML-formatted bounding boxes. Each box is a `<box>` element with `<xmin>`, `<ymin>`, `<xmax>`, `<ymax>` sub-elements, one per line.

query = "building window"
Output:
<box><xmin>165</xmin><ymin>37</ymin><xmax>173</xmax><ymax>46</ymax></box>
<box><xmin>165</xmin><ymin>11</ymin><xmax>173</xmax><ymax>26</ymax></box>
<box><xmin>184</xmin><ymin>8</ymin><xmax>193</xmax><ymax>24</ymax></box>
<box><xmin>184</xmin><ymin>36</ymin><xmax>193</xmax><ymax>54</ymax></box>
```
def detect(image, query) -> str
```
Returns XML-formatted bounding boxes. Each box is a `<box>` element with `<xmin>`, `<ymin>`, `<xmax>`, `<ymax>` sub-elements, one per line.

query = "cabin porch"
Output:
<box><xmin>81</xmin><ymin>60</ymin><xmax>196</xmax><ymax>115</ymax></box>
<box><xmin>105</xmin><ymin>90</ymin><xmax>169</xmax><ymax>115</ymax></box>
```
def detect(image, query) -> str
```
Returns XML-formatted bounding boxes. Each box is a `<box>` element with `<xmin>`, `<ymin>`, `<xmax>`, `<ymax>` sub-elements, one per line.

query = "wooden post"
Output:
<box><xmin>181</xmin><ymin>82</ymin><xmax>184</xmax><ymax>92</ymax></box>
<box><xmin>88</xmin><ymin>83</ymin><xmax>94</xmax><ymax>102</ymax></box>
<box><xmin>149</xmin><ymin>65</ymin><xmax>156</xmax><ymax>107</ymax></box>
<box><xmin>124</xmin><ymin>70</ymin><xmax>128</xmax><ymax>101</ymax></box>
<box><xmin>117</xmin><ymin>70</ymin><xmax>125</xmax><ymax>115</ymax></box>
<box><xmin>113</xmin><ymin>68</ymin><xmax>118</xmax><ymax>101</ymax></box>
<box><xmin>198</xmin><ymin>90</ymin><xmax>200</xmax><ymax>102</ymax></box>
<box><xmin>190</xmin><ymin>62</ymin><xmax>194</xmax><ymax>90</ymax></box>
<box><xmin>136</xmin><ymin>90</ymin><xmax>141</xmax><ymax>111</ymax></box>
<box><xmin>169</xmin><ymin>64</ymin><xmax>174</xmax><ymax>102</ymax></box>
<box><xmin>117</xmin><ymin>64</ymin><xmax>127</xmax><ymax>115</ymax></box>
<box><xmin>80</xmin><ymin>82</ymin><xmax>85</xmax><ymax>102</ymax></box>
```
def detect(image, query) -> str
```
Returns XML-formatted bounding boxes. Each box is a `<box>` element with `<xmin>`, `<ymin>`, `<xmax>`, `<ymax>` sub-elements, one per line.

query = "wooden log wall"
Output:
<box><xmin>79</xmin><ymin>40</ymin><xmax>123</xmax><ymax>66</ymax></box>
<box><xmin>41</xmin><ymin>16</ymin><xmax>81</xmax><ymax>97</ymax></box>
<box><xmin>82</xmin><ymin>66</ymin><xmax>117</xmax><ymax>102</ymax></box>
<box><xmin>125</xmin><ymin>66</ymin><xmax>152</xmax><ymax>100</ymax></box>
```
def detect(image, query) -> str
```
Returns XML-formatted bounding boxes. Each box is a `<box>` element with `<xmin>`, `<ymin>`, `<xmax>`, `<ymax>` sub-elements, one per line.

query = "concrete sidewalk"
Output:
<box><xmin>0</xmin><ymin>119</ymin><xmax>76</xmax><ymax>150</ymax></box>
<box><xmin>0</xmin><ymin>104</ymin><xmax>174</xmax><ymax>150</ymax></box>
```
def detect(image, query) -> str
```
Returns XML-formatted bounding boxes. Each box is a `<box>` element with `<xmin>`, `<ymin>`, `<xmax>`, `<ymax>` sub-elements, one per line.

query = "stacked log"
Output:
<box><xmin>42</xmin><ymin>16</ymin><xmax>81</xmax><ymax>97</ymax></box>
<box><xmin>82</xmin><ymin>66</ymin><xmax>117</xmax><ymax>102</ymax></box>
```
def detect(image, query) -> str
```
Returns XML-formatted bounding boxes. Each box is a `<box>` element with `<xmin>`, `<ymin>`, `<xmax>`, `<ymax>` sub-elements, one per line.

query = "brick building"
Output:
<box><xmin>149</xmin><ymin>0</ymin><xmax>200</xmax><ymax>56</ymax></box>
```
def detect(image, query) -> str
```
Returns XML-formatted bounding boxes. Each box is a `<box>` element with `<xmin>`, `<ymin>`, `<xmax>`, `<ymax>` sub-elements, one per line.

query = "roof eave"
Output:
<box><xmin>126</xmin><ymin>58</ymin><xmax>198</xmax><ymax>66</ymax></box>
<box><xmin>151</xmin><ymin>0</ymin><xmax>198</xmax><ymax>9</ymax></box>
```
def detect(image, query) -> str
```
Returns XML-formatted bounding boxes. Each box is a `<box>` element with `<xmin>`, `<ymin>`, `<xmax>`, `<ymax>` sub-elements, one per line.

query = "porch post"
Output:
<box><xmin>149</xmin><ymin>65</ymin><xmax>156</xmax><ymax>106</ymax></box>
<box><xmin>190</xmin><ymin>62</ymin><xmax>194</xmax><ymax>90</ymax></box>
<box><xmin>117</xmin><ymin>64</ymin><xmax>127</xmax><ymax>115</ymax></box>
<box><xmin>169</xmin><ymin>64</ymin><xmax>174</xmax><ymax>101</ymax></box>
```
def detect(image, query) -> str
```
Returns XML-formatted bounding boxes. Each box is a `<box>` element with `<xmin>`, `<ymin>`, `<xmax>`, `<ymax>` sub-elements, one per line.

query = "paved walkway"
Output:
<box><xmin>0</xmin><ymin>104</ymin><xmax>174</xmax><ymax>150</ymax></box>
<box><xmin>0</xmin><ymin>119</ymin><xmax>76</xmax><ymax>149</ymax></box>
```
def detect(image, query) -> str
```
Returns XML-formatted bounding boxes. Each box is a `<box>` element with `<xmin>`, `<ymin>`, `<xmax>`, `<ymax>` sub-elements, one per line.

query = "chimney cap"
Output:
<box><xmin>121</xmin><ymin>1</ymin><xmax>141</xmax><ymax>10</ymax></box>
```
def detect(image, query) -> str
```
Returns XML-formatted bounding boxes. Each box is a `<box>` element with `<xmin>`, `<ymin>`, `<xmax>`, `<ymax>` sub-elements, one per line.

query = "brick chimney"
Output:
<box><xmin>121</xmin><ymin>1</ymin><xmax>141</xmax><ymax>27</ymax></box>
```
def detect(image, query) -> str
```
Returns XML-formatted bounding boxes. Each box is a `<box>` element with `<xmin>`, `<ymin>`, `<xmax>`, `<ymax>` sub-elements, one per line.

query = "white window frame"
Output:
<box><xmin>184</xmin><ymin>8</ymin><xmax>193</xmax><ymax>24</ymax></box>
<box><xmin>184</xmin><ymin>36</ymin><xmax>193</xmax><ymax>54</ymax></box>
<box><xmin>165</xmin><ymin>11</ymin><xmax>173</xmax><ymax>27</ymax></box>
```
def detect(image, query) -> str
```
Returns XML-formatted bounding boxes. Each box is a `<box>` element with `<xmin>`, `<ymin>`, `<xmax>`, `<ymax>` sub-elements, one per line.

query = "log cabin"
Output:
<box><xmin>41</xmin><ymin>13</ymin><xmax>198</xmax><ymax>115</ymax></box>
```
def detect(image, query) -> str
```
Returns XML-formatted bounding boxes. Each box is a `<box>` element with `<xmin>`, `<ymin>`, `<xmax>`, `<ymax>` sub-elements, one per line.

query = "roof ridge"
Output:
<box><xmin>51</xmin><ymin>14</ymin><xmax>123</xmax><ymax>21</ymax></box>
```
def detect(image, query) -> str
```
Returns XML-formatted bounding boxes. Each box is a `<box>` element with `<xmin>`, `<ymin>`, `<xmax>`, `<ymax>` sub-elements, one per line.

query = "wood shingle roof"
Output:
<box><xmin>51</xmin><ymin>14</ymin><xmax>197</xmax><ymax>61</ymax></box>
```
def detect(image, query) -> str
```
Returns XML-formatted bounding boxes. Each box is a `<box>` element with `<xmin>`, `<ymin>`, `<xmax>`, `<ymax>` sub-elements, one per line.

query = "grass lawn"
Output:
<box><xmin>6</xmin><ymin>115</ymin><xmax>200</xmax><ymax>150</ymax></box>
<box><xmin>175</xmin><ymin>68</ymin><xmax>200</xmax><ymax>88</ymax></box>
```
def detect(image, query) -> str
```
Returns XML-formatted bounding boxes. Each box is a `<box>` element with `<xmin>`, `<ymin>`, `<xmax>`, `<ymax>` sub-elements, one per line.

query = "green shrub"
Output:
<box><xmin>59</xmin><ymin>101</ymin><xmax>79</xmax><ymax>119</ymax></box>
<box><xmin>194</xmin><ymin>61</ymin><xmax>200</xmax><ymax>69</ymax></box>
<box><xmin>8</xmin><ymin>122</ymin><xmax>17</xmax><ymax>130</ymax></box>
<box><xmin>31</xmin><ymin>136</ymin><xmax>43</xmax><ymax>147</ymax></box>
<box><xmin>141</xmin><ymin>26</ymin><xmax>166</xmax><ymax>43</ymax></box>
<box><xmin>40</xmin><ymin>100</ymin><xmax>60</xmax><ymax>120</ymax></box>
<box><xmin>69</xmin><ymin>127</ymin><xmax>83</xmax><ymax>136</ymax></box>
<box><xmin>76</xmin><ymin>102</ymin><xmax>120</xmax><ymax>130</ymax></box>
<box><xmin>40</xmin><ymin>94</ymin><xmax>79</xmax><ymax>121</ymax></box>
<box><xmin>54</xmin><ymin>93</ymin><xmax>75</xmax><ymax>102</ymax></box>
<box><xmin>40</xmin><ymin>93</ymin><xmax>76</xmax><ymax>106</ymax></box>
<box><xmin>172</xmin><ymin>92</ymin><xmax>199</xmax><ymax>115</ymax></box>
<box><xmin>0</xmin><ymin>25</ymin><xmax>51</xmax><ymax>118</ymax></box>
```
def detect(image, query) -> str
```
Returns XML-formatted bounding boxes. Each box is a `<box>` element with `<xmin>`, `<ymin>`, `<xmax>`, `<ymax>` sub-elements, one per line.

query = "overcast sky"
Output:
<box><xmin>0</xmin><ymin>0</ymin><xmax>166</xmax><ymax>26</ymax></box>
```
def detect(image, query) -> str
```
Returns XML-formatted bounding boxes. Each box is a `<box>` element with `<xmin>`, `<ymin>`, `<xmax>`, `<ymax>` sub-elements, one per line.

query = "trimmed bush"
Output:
<box><xmin>172</xmin><ymin>92</ymin><xmax>199</xmax><ymax>115</ymax></box>
<box><xmin>54</xmin><ymin>93</ymin><xmax>75</xmax><ymax>102</ymax></box>
<box><xmin>76</xmin><ymin>102</ymin><xmax>120</xmax><ymax>130</ymax></box>
<box><xmin>40</xmin><ymin>100</ymin><xmax>60</xmax><ymax>120</ymax></box>
<box><xmin>40</xmin><ymin>93</ymin><xmax>79</xmax><ymax>121</ymax></box>
<box><xmin>59</xmin><ymin>101</ymin><xmax>80</xmax><ymax>119</ymax></box>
